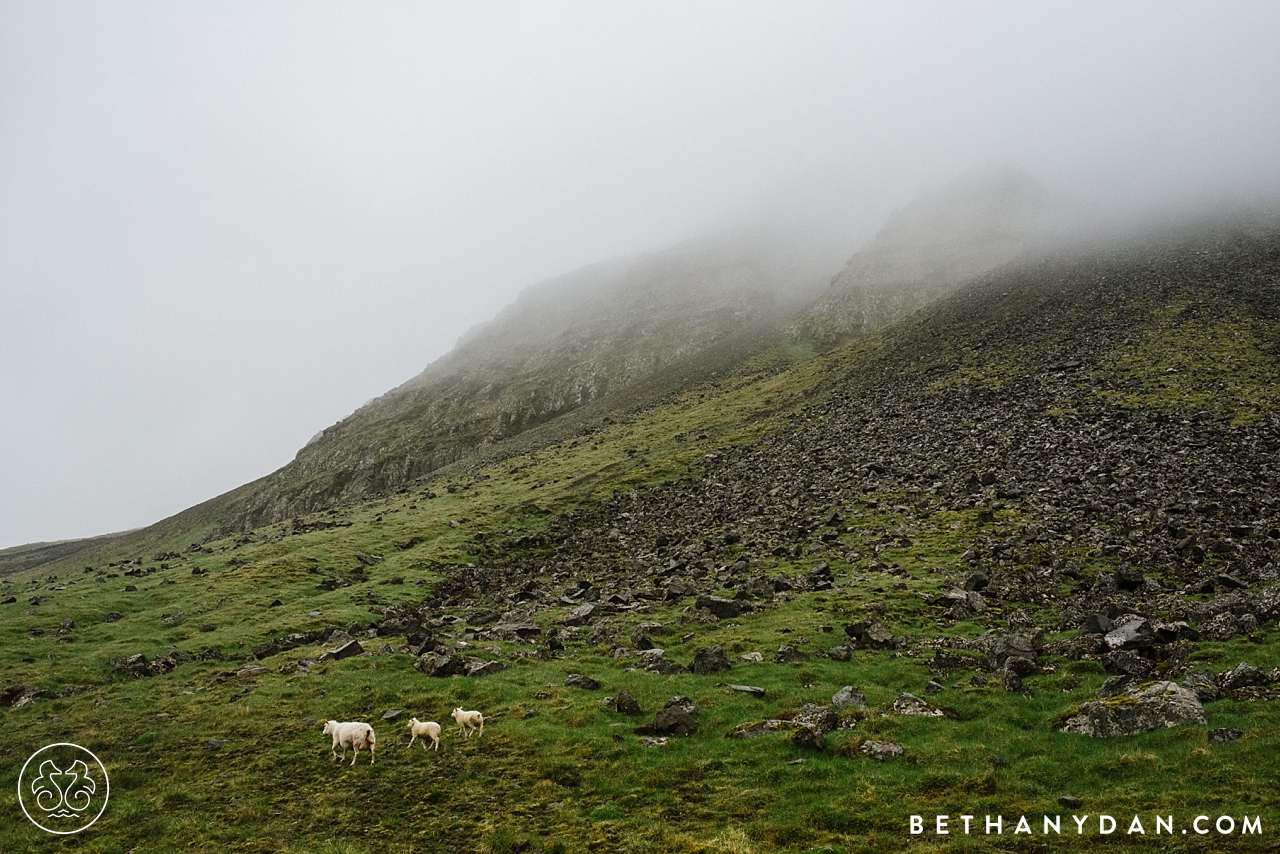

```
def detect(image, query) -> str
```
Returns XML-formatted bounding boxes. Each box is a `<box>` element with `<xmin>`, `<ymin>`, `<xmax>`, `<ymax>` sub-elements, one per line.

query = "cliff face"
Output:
<box><xmin>218</xmin><ymin>226</ymin><xmax>834</xmax><ymax>532</ymax></box>
<box><xmin>790</xmin><ymin>167</ymin><xmax>1050</xmax><ymax>348</ymax></box>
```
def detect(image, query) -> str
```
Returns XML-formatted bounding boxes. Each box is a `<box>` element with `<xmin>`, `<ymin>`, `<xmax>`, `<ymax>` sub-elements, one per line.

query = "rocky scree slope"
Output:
<box><xmin>412</xmin><ymin>223</ymin><xmax>1280</xmax><ymax>693</ymax></box>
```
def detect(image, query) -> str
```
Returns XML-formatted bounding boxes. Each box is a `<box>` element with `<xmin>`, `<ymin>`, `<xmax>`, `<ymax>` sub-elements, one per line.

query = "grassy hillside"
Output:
<box><xmin>2</xmin><ymin>219</ymin><xmax>1280</xmax><ymax>853</ymax></box>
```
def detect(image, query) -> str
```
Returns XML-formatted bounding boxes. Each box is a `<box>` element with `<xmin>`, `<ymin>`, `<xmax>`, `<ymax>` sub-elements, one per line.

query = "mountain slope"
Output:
<box><xmin>3</xmin><ymin>212</ymin><xmax>1280</xmax><ymax>853</ymax></box>
<box><xmin>216</xmin><ymin>227</ymin><xmax>835</xmax><ymax>534</ymax></box>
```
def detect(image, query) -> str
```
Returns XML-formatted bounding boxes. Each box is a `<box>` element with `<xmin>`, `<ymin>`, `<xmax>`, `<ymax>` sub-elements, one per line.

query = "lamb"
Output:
<box><xmin>407</xmin><ymin>717</ymin><xmax>441</xmax><ymax>751</ymax></box>
<box><xmin>322</xmin><ymin>720</ymin><xmax>376</xmax><ymax>765</ymax></box>
<box><xmin>451</xmin><ymin>707</ymin><xmax>484</xmax><ymax>739</ymax></box>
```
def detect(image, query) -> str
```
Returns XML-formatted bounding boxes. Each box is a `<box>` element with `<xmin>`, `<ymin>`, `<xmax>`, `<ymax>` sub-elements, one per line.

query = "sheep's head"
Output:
<box><xmin>408</xmin><ymin>717</ymin><xmax>419</xmax><ymax>728</ymax></box>
<box><xmin>322</xmin><ymin>721</ymin><xmax>335</xmax><ymax>735</ymax></box>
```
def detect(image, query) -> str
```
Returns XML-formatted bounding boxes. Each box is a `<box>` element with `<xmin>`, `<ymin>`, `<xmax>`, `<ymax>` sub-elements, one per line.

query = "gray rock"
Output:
<box><xmin>793</xmin><ymin>703</ymin><xmax>838</xmax><ymax>735</ymax></box>
<box><xmin>844</xmin><ymin>619</ymin><xmax>894</xmax><ymax>648</ymax></box>
<box><xmin>1096</xmin><ymin>675</ymin><xmax>1140</xmax><ymax>699</ymax></box>
<box><xmin>1181</xmin><ymin>670</ymin><xmax>1220</xmax><ymax>702</ymax></box>
<box><xmin>724</xmin><ymin>684</ymin><xmax>766</xmax><ymax>698</ymax></box>
<box><xmin>1059</xmin><ymin>795</ymin><xmax>1083</xmax><ymax>809</ymax></box>
<box><xmin>924</xmin><ymin>680</ymin><xmax>944</xmax><ymax>695</ymax></box>
<box><xmin>1207</xmin><ymin>728</ymin><xmax>1243</xmax><ymax>743</ymax></box>
<box><xmin>773</xmin><ymin>645</ymin><xmax>809</xmax><ymax>664</ymax></box>
<box><xmin>564</xmin><ymin>603</ymin><xmax>597</xmax><ymax>626</ymax></box>
<box><xmin>664</xmin><ymin>696</ymin><xmax>700</xmax><ymax>715</ymax></box>
<box><xmin>1078</xmin><ymin>613</ymin><xmax>1113</xmax><ymax>635</ymax></box>
<box><xmin>860</xmin><ymin>741</ymin><xmax>903</xmax><ymax>761</ymax></box>
<box><xmin>826</xmin><ymin>645</ymin><xmax>852</xmax><ymax>661</ymax></box>
<box><xmin>893</xmin><ymin>693</ymin><xmax>943</xmax><ymax>717</ymax></box>
<box><xmin>832</xmin><ymin>686</ymin><xmax>867</xmax><ymax>708</ymax></box>
<box><xmin>465</xmin><ymin>658</ymin><xmax>508</xmax><ymax>677</ymax></box>
<box><xmin>1218</xmin><ymin>662</ymin><xmax>1272</xmax><ymax>692</ymax></box>
<box><xmin>381</xmin><ymin>709</ymin><xmax>403</xmax><ymax>721</ymax></box>
<box><xmin>1059</xmin><ymin>681</ymin><xmax>1206</xmax><ymax>737</ymax></box>
<box><xmin>1104</xmin><ymin>619</ymin><xmax>1153</xmax><ymax>652</ymax></box>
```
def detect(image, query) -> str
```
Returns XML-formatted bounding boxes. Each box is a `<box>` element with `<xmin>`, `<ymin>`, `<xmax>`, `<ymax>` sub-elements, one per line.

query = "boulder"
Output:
<box><xmin>465</xmin><ymin>658</ymin><xmax>508</xmax><ymax>677</ymax></box>
<box><xmin>832</xmin><ymin>686</ymin><xmax>867</xmax><ymax>709</ymax></box>
<box><xmin>614</xmin><ymin>689</ymin><xmax>643</xmax><ymax>716</ymax></box>
<box><xmin>791</xmin><ymin>725</ymin><xmax>826</xmax><ymax>751</ymax></box>
<box><xmin>1059</xmin><ymin>681</ymin><xmax>1206</xmax><ymax>737</ymax></box>
<box><xmin>860</xmin><ymin>741</ymin><xmax>904</xmax><ymax>761</ymax></box>
<box><xmin>414</xmin><ymin>653</ymin><xmax>465</xmax><ymax>677</ymax></box>
<box><xmin>1104</xmin><ymin>619</ymin><xmax>1154</xmax><ymax>652</ymax></box>
<box><xmin>844</xmin><ymin>619</ymin><xmax>894</xmax><ymax>648</ymax></box>
<box><xmin>773</xmin><ymin>645</ymin><xmax>809</xmax><ymax>664</ymax></box>
<box><xmin>695</xmin><ymin>596</ymin><xmax>747</xmax><ymax>619</ymax></box>
<box><xmin>893</xmin><ymin>693</ymin><xmax>943</xmax><ymax>717</ymax></box>
<box><xmin>793</xmin><ymin>703</ymin><xmax>838</xmax><ymax>736</ymax></box>
<box><xmin>1181</xmin><ymin>670</ymin><xmax>1220</xmax><ymax>702</ymax></box>
<box><xmin>690</xmin><ymin>645</ymin><xmax>731</xmax><ymax>675</ymax></box>
<box><xmin>1078</xmin><ymin>613</ymin><xmax>1113</xmax><ymax>635</ymax></box>
<box><xmin>564</xmin><ymin>673</ymin><xmax>601</xmax><ymax>690</ymax></box>
<box><xmin>1217</xmin><ymin>662</ymin><xmax>1272</xmax><ymax>693</ymax></box>
<box><xmin>319</xmin><ymin>640</ymin><xmax>364</xmax><ymax>662</ymax></box>
<box><xmin>643</xmin><ymin>705</ymin><xmax>697</xmax><ymax>737</ymax></box>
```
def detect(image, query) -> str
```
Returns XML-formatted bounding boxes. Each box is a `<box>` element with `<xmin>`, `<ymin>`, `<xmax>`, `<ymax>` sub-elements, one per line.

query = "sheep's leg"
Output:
<box><xmin>408</xmin><ymin>734</ymin><xmax>417</xmax><ymax>749</ymax></box>
<box><xmin>369</xmin><ymin>741</ymin><xmax>375</xmax><ymax>765</ymax></box>
<box><xmin>351</xmin><ymin>745</ymin><xmax>359</xmax><ymax>766</ymax></box>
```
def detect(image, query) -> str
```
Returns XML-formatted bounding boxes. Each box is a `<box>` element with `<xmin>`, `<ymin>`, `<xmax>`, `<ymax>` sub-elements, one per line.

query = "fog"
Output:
<box><xmin>2</xmin><ymin>2</ymin><xmax>1278</xmax><ymax>549</ymax></box>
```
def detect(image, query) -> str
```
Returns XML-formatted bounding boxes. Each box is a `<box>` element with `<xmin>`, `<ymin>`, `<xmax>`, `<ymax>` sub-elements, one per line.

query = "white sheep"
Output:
<box><xmin>322</xmin><ymin>720</ymin><xmax>376</xmax><ymax>765</ymax></box>
<box><xmin>407</xmin><ymin>717</ymin><xmax>441</xmax><ymax>751</ymax></box>
<box><xmin>451</xmin><ymin>707</ymin><xmax>484</xmax><ymax>739</ymax></box>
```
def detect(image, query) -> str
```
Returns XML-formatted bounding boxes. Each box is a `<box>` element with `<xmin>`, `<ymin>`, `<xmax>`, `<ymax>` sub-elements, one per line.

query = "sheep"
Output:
<box><xmin>451</xmin><ymin>707</ymin><xmax>484</xmax><ymax>739</ymax></box>
<box><xmin>322</xmin><ymin>720</ymin><xmax>376</xmax><ymax>765</ymax></box>
<box><xmin>407</xmin><ymin>717</ymin><xmax>441</xmax><ymax>751</ymax></box>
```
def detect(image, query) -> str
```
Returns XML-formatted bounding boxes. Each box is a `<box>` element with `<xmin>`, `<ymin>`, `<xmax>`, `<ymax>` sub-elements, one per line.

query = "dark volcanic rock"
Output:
<box><xmin>695</xmin><ymin>596</ymin><xmax>748</xmax><ymax>619</ymax></box>
<box><xmin>844</xmin><ymin>619</ymin><xmax>894</xmax><ymax>648</ymax></box>
<box><xmin>791</xmin><ymin>725</ymin><xmax>826</xmax><ymax>751</ymax></box>
<box><xmin>614</xmin><ymin>689</ymin><xmax>642</xmax><ymax>716</ymax></box>
<box><xmin>319</xmin><ymin>640</ymin><xmax>364</xmax><ymax>662</ymax></box>
<box><xmin>690</xmin><ymin>645</ymin><xmax>731</xmax><ymax>675</ymax></box>
<box><xmin>564</xmin><ymin>673</ymin><xmax>601</xmax><ymax>690</ymax></box>
<box><xmin>642</xmin><ymin>705</ymin><xmax>698</xmax><ymax>737</ymax></box>
<box><xmin>414</xmin><ymin>653</ymin><xmax>464</xmax><ymax>677</ymax></box>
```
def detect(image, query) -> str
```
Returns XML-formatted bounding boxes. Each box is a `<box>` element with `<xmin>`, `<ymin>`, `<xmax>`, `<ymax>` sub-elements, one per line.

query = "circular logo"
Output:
<box><xmin>18</xmin><ymin>743</ymin><xmax>109</xmax><ymax>835</ymax></box>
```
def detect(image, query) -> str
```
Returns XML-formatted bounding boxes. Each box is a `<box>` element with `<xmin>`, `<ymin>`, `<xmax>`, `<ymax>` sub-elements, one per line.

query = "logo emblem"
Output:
<box><xmin>18</xmin><ymin>743</ymin><xmax>109</xmax><ymax>834</ymax></box>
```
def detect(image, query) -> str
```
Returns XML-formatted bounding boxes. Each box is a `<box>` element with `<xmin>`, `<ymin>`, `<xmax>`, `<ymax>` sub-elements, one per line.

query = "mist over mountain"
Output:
<box><xmin>216</xmin><ymin>225</ymin><xmax>840</xmax><ymax>532</ymax></box>
<box><xmin>791</xmin><ymin>167</ymin><xmax>1051</xmax><ymax>348</ymax></box>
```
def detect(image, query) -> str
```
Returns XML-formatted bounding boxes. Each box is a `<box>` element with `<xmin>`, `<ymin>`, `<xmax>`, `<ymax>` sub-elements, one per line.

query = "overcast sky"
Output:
<box><xmin>2</xmin><ymin>2</ymin><xmax>1279</xmax><ymax>549</ymax></box>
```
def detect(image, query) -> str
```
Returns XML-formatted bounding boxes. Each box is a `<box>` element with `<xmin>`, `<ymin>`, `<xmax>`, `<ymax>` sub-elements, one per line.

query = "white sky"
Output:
<box><xmin>3</xmin><ymin>1</ymin><xmax>1279</xmax><ymax>548</ymax></box>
